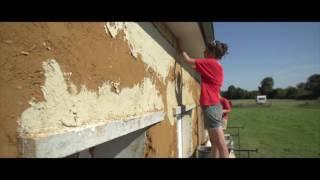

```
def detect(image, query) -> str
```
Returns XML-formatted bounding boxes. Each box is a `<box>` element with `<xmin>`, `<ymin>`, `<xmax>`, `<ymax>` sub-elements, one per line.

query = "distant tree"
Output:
<box><xmin>305</xmin><ymin>74</ymin><xmax>320</xmax><ymax>98</ymax></box>
<box><xmin>221</xmin><ymin>90</ymin><xmax>228</xmax><ymax>98</ymax></box>
<box><xmin>259</xmin><ymin>77</ymin><xmax>274</xmax><ymax>97</ymax></box>
<box><xmin>226</xmin><ymin>85</ymin><xmax>251</xmax><ymax>99</ymax></box>
<box><xmin>227</xmin><ymin>85</ymin><xmax>237</xmax><ymax>99</ymax></box>
<box><xmin>286</xmin><ymin>86</ymin><xmax>299</xmax><ymax>99</ymax></box>
<box><xmin>273</xmin><ymin>88</ymin><xmax>287</xmax><ymax>99</ymax></box>
<box><xmin>224</xmin><ymin>74</ymin><xmax>319</xmax><ymax>100</ymax></box>
<box><xmin>236</xmin><ymin>87</ymin><xmax>249</xmax><ymax>99</ymax></box>
<box><xmin>244</xmin><ymin>90</ymin><xmax>251</xmax><ymax>99</ymax></box>
<box><xmin>296</xmin><ymin>82</ymin><xmax>306</xmax><ymax>90</ymax></box>
<box><xmin>248</xmin><ymin>90</ymin><xmax>259</xmax><ymax>99</ymax></box>
<box><xmin>269</xmin><ymin>89</ymin><xmax>277</xmax><ymax>99</ymax></box>
<box><xmin>244</xmin><ymin>90</ymin><xmax>252</xmax><ymax>99</ymax></box>
<box><xmin>296</xmin><ymin>89</ymin><xmax>313</xmax><ymax>100</ymax></box>
<box><xmin>234</xmin><ymin>87</ymin><xmax>243</xmax><ymax>99</ymax></box>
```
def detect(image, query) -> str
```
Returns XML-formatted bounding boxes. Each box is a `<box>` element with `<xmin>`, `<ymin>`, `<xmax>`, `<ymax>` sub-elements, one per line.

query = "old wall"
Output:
<box><xmin>0</xmin><ymin>22</ymin><xmax>201</xmax><ymax>157</ymax></box>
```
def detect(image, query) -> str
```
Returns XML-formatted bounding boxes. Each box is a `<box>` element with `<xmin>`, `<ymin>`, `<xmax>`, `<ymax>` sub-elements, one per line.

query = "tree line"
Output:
<box><xmin>221</xmin><ymin>74</ymin><xmax>320</xmax><ymax>100</ymax></box>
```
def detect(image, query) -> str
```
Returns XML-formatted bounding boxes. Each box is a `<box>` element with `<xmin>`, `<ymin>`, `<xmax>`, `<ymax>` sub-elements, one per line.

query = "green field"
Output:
<box><xmin>226</xmin><ymin>99</ymin><xmax>320</xmax><ymax>158</ymax></box>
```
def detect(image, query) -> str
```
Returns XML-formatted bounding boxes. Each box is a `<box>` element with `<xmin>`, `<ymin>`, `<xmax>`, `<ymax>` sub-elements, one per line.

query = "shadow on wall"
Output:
<box><xmin>137</xmin><ymin>22</ymin><xmax>202</xmax><ymax>157</ymax></box>
<box><xmin>138</xmin><ymin>22</ymin><xmax>200</xmax><ymax>108</ymax></box>
<box><xmin>137</xmin><ymin>22</ymin><xmax>199</xmax><ymax>83</ymax></box>
<box><xmin>174</xmin><ymin>61</ymin><xmax>183</xmax><ymax>106</ymax></box>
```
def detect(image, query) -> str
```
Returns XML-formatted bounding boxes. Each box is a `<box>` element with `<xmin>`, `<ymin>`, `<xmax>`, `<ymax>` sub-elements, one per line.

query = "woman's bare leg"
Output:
<box><xmin>208</xmin><ymin>128</ymin><xmax>229</xmax><ymax>158</ymax></box>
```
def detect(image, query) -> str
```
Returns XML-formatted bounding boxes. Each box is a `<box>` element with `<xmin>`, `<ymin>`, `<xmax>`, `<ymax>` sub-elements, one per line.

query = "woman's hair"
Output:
<box><xmin>206</xmin><ymin>40</ymin><xmax>228</xmax><ymax>59</ymax></box>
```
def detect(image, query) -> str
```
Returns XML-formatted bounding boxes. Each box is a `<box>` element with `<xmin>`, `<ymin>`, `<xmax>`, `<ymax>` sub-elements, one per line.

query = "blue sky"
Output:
<box><xmin>213</xmin><ymin>22</ymin><xmax>320</xmax><ymax>91</ymax></box>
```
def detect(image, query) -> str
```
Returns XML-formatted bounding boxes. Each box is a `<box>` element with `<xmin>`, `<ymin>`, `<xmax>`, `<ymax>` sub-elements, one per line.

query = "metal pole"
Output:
<box><xmin>238</xmin><ymin>128</ymin><xmax>240</xmax><ymax>154</ymax></box>
<box><xmin>177</xmin><ymin>114</ymin><xmax>183</xmax><ymax>158</ymax></box>
<box><xmin>237</xmin><ymin>128</ymin><xmax>240</xmax><ymax>156</ymax></box>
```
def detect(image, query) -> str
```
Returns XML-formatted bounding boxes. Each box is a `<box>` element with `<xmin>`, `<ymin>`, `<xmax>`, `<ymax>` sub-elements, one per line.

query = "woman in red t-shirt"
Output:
<box><xmin>182</xmin><ymin>40</ymin><xmax>229</xmax><ymax>158</ymax></box>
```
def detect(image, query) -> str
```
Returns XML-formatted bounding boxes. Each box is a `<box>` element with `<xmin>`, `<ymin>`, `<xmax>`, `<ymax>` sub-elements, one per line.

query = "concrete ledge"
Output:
<box><xmin>19</xmin><ymin>111</ymin><xmax>164</xmax><ymax>158</ymax></box>
<box><xmin>173</xmin><ymin>104</ymin><xmax>196</xmax><ymax>116</ymax></box>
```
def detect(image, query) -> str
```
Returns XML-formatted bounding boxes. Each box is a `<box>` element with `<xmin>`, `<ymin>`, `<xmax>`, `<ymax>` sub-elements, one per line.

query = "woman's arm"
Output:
<box><xmin>182</xmin><ymin>51</ymin><xmax>196</xmax><ymax>69</ymax></box>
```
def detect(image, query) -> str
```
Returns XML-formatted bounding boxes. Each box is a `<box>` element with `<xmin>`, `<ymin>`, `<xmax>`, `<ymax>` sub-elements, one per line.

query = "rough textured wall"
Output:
<box><xmin>0</xmin><ymin>22</ymin><xmax>201</xmax><ymax>157</ymax></box>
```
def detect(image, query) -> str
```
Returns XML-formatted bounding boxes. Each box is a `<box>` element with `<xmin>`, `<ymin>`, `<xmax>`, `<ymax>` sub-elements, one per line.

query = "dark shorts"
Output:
<box><xmin>202</xmin><ymin>104</ymin><xmax>223</xmax><ymax>129</ymax></box>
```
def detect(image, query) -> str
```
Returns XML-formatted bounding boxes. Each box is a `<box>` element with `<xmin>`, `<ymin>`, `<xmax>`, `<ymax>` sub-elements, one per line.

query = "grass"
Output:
<box><xmin>226</xmin><ymin>99</ymin><xmax>320</xmax><ymax>158</ymax></box>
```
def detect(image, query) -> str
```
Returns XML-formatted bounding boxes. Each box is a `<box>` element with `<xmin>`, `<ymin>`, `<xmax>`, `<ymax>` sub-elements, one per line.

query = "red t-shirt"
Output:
<box><xmin>195</xmin><ymin>58</ymin><xmax>224</xmax><ymax>106</ymax></box>
<box><xmin>220</xmin><ymin>97</ymin><xmax>231</xmax><ymax>119</ymax></box>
